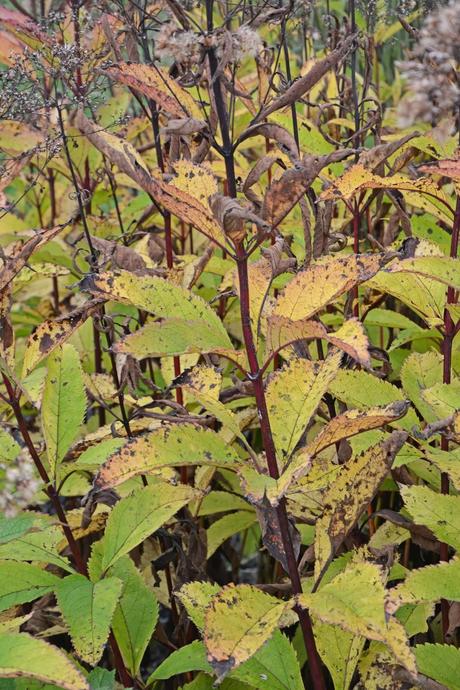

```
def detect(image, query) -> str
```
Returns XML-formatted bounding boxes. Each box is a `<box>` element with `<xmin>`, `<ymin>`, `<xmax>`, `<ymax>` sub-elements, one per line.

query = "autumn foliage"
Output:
<box><xmin>0</xmin><ymin>1</ymin><xmax>460</xmax><ymax>689</ymax></box>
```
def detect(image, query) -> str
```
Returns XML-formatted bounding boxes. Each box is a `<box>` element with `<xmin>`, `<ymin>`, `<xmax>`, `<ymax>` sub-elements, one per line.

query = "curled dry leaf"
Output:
<box><xmin>209</xmin><ymin>193</ymin><xmax>271</xmax><ymax>244</ymax></box>
<box><xmin>254</xmin><ymin>33</ymin><xmax>357</xmax><ymax>121</ymax></box>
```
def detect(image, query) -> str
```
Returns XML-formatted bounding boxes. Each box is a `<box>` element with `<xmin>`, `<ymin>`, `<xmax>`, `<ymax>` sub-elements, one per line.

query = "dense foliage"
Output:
<box><xmin>0</xmin><ymin>1</ymin><xmax>459</xmax><ymax>688</ymax></box>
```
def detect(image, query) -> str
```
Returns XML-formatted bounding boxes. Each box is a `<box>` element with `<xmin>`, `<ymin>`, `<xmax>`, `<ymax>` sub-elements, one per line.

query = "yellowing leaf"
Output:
<box><xmin>388</xmin><ymin>558</ymin><xmax>460</xmax><ymax>613</ymax></box>
<box><xmin>113</xmin><ymin>318</ymin><xmax>233</xmax><ymax>358</ymax></box>
<box><xmin>321</xmin><ymin>164</ymin><xmax>453</xmax><ymax>223</ymax></box>
<box><xmin>41</xmin><ymin>344</ymin><xmax>86</xmax><ymax>483</ymax></box>
<box><xmin>329</xmin><ymin>369</ymin><xmax>419</xmax><ymax>432</ymax></box>
<box><xmin>400</xmin><ymin>351</ymin><xmax>443</xmax><ymax>423</ymax></box>
<box><xmin>204</xmin><ymin>584</ymin><xmax>288</xmax><ymax>680</ymax></box>
<box><xmin>176</xmin><ymin>581</ymin><xmax>221</xmax><ymax>632</ymax></box>
<box><xmin>273</xmin><ymin>254</ymin><xmax>381</xmax><ymax>322</ymax></box>
<box><xmin>265</xmin><ymin>350</ymin><xmax>342</xmax><ymax>463</ymax></box>
<box><xmin>82</xmin><ymin>270</ymin><xmax>229</xmax><ymax>342</ymax></box>
<box><xmin>22</xmin><ymin>300</ymin><xmax>103</xmax><ymax>377</ymax></box>
<box><xmin>385</xmin><ymin>256</ymin><xmax>460</xmax><ymax>290</ymax></box>
<box><xmin>306</xmin><ymin>401</ymin><xmax>410</xmax><ymax>457</ymax></box>
<box><xmin>422</xmin><ymin>380</ymin><xmax>460</xmax><ymax>419</ymax></box>
<box><xmin>0</xmin><ymin>632</ymin><xmax>88</xmax><ymax>690</ymax></box>
<box><xmin>56</xmin><ymin>574</ymin><xmax>123</xmax><ymax>665</ymax></box>
<box><xmin>314</xmin><ymin>432</ymin><xmax>407</xmax><ymax>579</ymax></box>
<box><xmin>102</xmin><ymin>62</ymin><xmax>201</xmax><ymax>119</ymax></box>
<box><xmin>401</xmin><ymin>485</ymin><xmax>460</xmax><ymax>551</ymax></box>
<box><xmin>98</xmin><ymin>482</ymin><xmax>196</xmax><ymax>571</ymax></box>
<box><xmin>299</xmin><ymin>560</ymin><xmax>415</xmax><ymax>673</ymax></box>
<box><xmin>95</xmin><ymin>425</ymin><xmax>239</xmax><ymax>489</ymax></box>
<box><xmin>313</xmin><ymin>620</ymin><xmax>364</xmax><ymax>690</ymax></box>
<box><xmin>266</xmin><ymin>316</ymin><xmax>371</xmax><ymax>368</ymax></box>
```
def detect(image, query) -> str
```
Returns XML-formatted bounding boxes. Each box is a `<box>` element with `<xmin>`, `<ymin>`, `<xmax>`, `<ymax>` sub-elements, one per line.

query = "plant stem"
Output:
<box><xmin>440</xmin><ymin>195</ymin><xmax>460</xmax><ymax>636</ymax></box>
<box><xmin>205</xmin><ymin>2</ymin><xmax>325</xmax><ymax>684</ymax></box>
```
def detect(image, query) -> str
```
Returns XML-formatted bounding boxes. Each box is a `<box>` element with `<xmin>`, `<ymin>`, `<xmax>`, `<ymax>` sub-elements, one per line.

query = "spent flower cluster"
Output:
<box><xmin>0</xmin><ymin>448</ymin><xmax>39</xmax><ymax>517</ymax></box>
<box><xmin>398</xmin><ymin>0</ymin><xmax>460</xmax><ymax>126</ymax></box>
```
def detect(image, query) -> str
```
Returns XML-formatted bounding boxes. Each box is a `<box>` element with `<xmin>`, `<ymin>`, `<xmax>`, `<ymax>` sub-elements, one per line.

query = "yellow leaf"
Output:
<box><xmin>273</xmin><ymin>254</ymin><xmax>381</xmax><ymax>322</ymax></box>
<box><xmin>314</xmin><ymin>432</ymin><xmax>407</xmax><ymax>579</ymax></box>
<box><xmin>95</xmin><ymin>424</ymin><xmax>240</xmax><ymax>489</ymax></box>
<box><xmin>101</xmin><ymin>62</ymin><xmax>202</xmax><ymax>119</ymax></box>
<box><xmin>204</xmin><ymin>584</ymin><xmax>288</xmax><ymax>680</ymax></box>
<box><xmin>265</xmin><ymin>350</ymin><xmax>342</xmax><ymax>463</ymax></box>
<box><xmin>266</xmin><ymin>316</ymin><xmax>371</xmax><ymax>368</ymax></box>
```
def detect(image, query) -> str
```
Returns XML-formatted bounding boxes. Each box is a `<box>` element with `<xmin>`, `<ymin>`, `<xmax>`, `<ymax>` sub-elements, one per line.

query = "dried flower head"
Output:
<box><xmin>155</xmin><ymin>23</ymin><xmax>204</xmax><ymax>66</ymax></box>
<box><xmin>397</xmin><ymin>0</ymin><xmax>460</xmax><ymax>126</ymax></box>
<box><xmin>0</xmin><ymin>448</ymin><xmax>39</xmax><ymax>517</ymax></box>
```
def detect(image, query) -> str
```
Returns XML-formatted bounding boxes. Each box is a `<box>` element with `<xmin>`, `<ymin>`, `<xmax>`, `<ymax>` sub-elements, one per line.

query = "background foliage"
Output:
<box><xmin>0</xmin><ymin>0</ymin><xmax>459</xmax><ymax>689</ymax></box>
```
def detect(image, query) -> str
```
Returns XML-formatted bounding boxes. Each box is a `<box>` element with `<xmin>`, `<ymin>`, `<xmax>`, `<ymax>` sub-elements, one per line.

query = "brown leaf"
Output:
<box><xmin>209</xmin><ymin>194</ymin><xmax>270</xmax><ymax>244</ymax></box>
<box><xmin>257</xmin><ymin>503</ymin><xmax>301</xmax><ymax>574</ymax></box>
<box><xmin>419</xmin><ymin>154</ymin><xmax>460</xmax><ymax>181</ymax></box>
<box><xmin>254</xmin><ymin>33</ymin><xmax>357</xmax><ymax>121</ymax></box>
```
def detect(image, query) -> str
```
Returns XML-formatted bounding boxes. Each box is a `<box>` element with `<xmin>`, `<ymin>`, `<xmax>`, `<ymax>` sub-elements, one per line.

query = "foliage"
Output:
<box><xmin>0</xmin><ymin>1</ymin><xmax>459</xmax><ymax>689</ymax></box>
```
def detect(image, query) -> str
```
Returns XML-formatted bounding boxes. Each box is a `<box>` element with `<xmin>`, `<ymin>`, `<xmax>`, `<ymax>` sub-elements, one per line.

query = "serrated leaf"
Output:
<box><xmin>56</xmin><ymin>574</ymin><xmax>123</xmax><ymax>665</ymax></box>
<box><xmin>415</xmin><ymin>644</ymin><xmax>460</xmax><ymax>690</ymax></box>
<box><xmin>0</xmin><ymin>514</ymin><xmax>34</xmax><ymax>544</ymax></box>
<box><xmin>272</xmin><ymin>254</ymin><xmax>381</xmax><ymax>322</ymax></box>
<box><xmin>266</xmin><ymin>316</ymin><xmax>371</xmax><ymax>368</ymax></box>
<box><xmin>400</xmin><ymin>351</ymin><xmax>443</xmax><ymax>423</ymax></box>
<box><xmin>87</xmin><ymin>668</ymin><xmax>115</xmax><ymax>690</ymax></box>
<box><xmin>388</xmin><ymin>558</ymin><xmax>460</xmax><ymax>612</ymax></box>
<box><xmin>113</xmin><ymin>318</ymin><xmax>233</xmax><ymax>359</ymax></box>
<box><xmin>81</xmin><ymin>270</ymin><xmax>230</xmax><ymax>347</ymax></box>
<box><xmin>0</xmin><ymin>524</ymin><xmax>73</xmax><ymax>573</ymax></box>
<box><xmin>329</xmin><ymin>369</ymin><xmax>419</xmax><ymax>431</ymax></box>
<box><xmin>41</xmin><ymin>344</ymin><xmax>86</xmax><ymax>483</ymax></box>
<box><xmin>314</xmin><ymin>432</ymin><xmax>407</xmax><ymax>578</ymax></box>
<box><xmin>299</xmin><ymin>560</ymin><xmax>415</xmax><ymax>672</ymax></box>
<box><xmin>95</xmin><ymin>425</ymin><xmax>239</xmax><ymax>489</ymax></box>
<box><xmin>313</xmin><ymin>621</ymin><xmax>364</xmax><ymax>690</ymax></box>
<box><xmin>99</xmin><ymin>482</ymin><xmax>195</xmax><ymax>571</ymax></box>
<box><xmin>401</xmin><ymin>485</ymin><xmax>460</xmax><ymax>551</ymax></box>
<box><xmin>306</xmin><ymin>401</ymin><xmax>410</xmax><ymax>457</ymax></box>
<box><xmin>109</xmin><ymin>556</ymin><xmax>159</xmax><ymax>676</ymax></box>
<box><xmin>422</xmin><ymin>379</ymin><xmax>460</xmax><ymax>419</ymax></box>
<box><xmin>0</xmin><ymin>632</ymin><xmax>87</xmax><ymax>690</ymax></box>
<box><xmin>385</xmin><ymin>256</ymin><xmax>460</xmax><ymax>290</ymax></box>
<box><xmin>176</xmin><ymin>581</ymin><xmax>222</xmax><ymax>632</ymax></box>
<box><xmin>22</xmin><ymin>301</ymin><xmax>102</xmax><ymax>377</ymax></box>
<box><xmin>0</xmin><ymin>562</ymin><xmax>59</xmax><ymax>612</ymax></box>
<box><xmin>204</xmin><ymin>584</ymin><xmax>288</xmax><ymax>681</ymax></box>
<box><xmin>265</xmin><ymin>350</ymin><xmax>342</xmax><ymax>463</ymax></box>
<box><xmin>101</xmin><ymin>63</ymin><xmax>201</xmax><ymax>119</ymax></box>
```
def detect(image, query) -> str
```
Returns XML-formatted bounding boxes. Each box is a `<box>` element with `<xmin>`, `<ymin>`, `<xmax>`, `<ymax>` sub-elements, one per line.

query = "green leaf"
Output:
<box><xmin>0</xmin><ymin>514</ymin><xmax>35</xmax><ymax>545</ymax></box>
<box><xmin>98</xmin><ymin>482</ymin><xmax>196</xmax><ymax>571</ymax></box>
<box><xmin>0</xmin><ymin>561</ymin><xmax>59</xmax><ymax>613</ymax></box>
<box><xmin>56</xmin><ymin>574</ymin><xmax>123</xmax><ymax>665</ymax></box>
<box><xmin>401</xmin><ymin>485</ymin><xmax>460</xmax><ymax>550</ymax></box>
<box><xmin>87</xmin><ymin>668</ymin><xmax>115</xmax><ymax>690</ymax></box>
<box><xmin>313</xmin><ymin>621</ymin><xmax>364</xmax><ymax>690</ymax></box>
<box><xmin>329</xmin><ymin>369</ymin><xmax>418</xmax><ymax>431</ymax></box>
<box><xmin>0</xmin><ymin>632</ymin><xmax>87</xmax><ymax>690</ymax></box>
<box><xmin>0</xmin><ymin>429</ymin><xmax>20</xmax><ymax>462</ymax></box>
<box><xmin>95</xmin><ymin>425</ymin><xmax>239</xmax><ymax>489</ymax></box>
<box><xmin>204</xmin><ymin>584</ymin><xmax>288</xmax><ymax>681</ymax></box>
<box><xmin>388</xmin><ymin>558</ymin><xmax>460</xmax><ymax>611</ymax></box>
<box><xmin>230</xmin><ymin>631</ymin><xmax>303</xmax><ymax>690</ymax></box>
<box><xmin>41</xmin><ymin>344</ymin><xmax>86</xmax><ymax>483</ymax></box>
<box><xmin>400</xmin><ymin>351</ymin><xmax>443</xmax><ymax>423</ymax></box>
<box><xmin>148</xmin><ymin>640</ymin><xmax>211</xmax><ymax>681</ymax></box>
<box><xmin>415</xmin><ymin>644</ymin><xmax>460</xmax><ymax>690</ymax></box>
<box><xmin>82</xmin><ymin>270</ymin><xmax>230</xmax><ymax>346</ymax></box>
<box><xmin>265</xmin><ymin>351</ymin><xmax>342</xmax><ymax>462</ymax></box>
<box><xmin>113</xmin><ymin>318</ymin><xmax>232</xmax><ymax>358</ymax></box>
<box><xmin>395</xmin><ymin>603</ymin><xmax>433</xmax><ymax>637</ymax></box>
<box><xmin>0</xmin><ymin>524</ymin><xmax>73</xmax><ymax>573</ymax></box>
<box><xmin>385</xmin><ymin>256</ymin><xmax>460</xmax><ymax>290</ymax></box>
<box><xmin>206</xmin><ymin>511</ymin><xmax>257</xmax><ymax>558</ymax></box>
<box><xmin>109</xmin><ymin>556</ymin><xmax>159</xmax><ymax>676</ymax></box>
<box><xmin>422</xmin><ymin>379</ymin><xmax>460</xmax><ymax>418</ymax></box>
